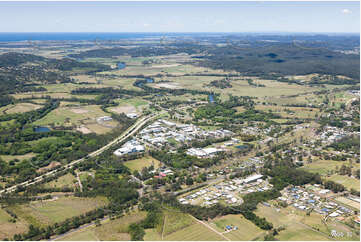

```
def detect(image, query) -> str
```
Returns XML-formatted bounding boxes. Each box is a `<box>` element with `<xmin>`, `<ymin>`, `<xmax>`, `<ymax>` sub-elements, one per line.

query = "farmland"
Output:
<box><xmin>209</xmin><ymin>214</ymin><xmax>265</xmax><ymax>241</ymax></box>
<box><xmin>0</xmin><ymin>103</ymin><xmax>42</xmax><ymax>114</ymax></box>
<box><xmin>57</xmin><ymin>211</ymin><xmax>147</xmax><ymax>241</ymax></box>
<box><xmin>9</xmin><ymin>196</ymin><xmax>108</xmax><ymax>227</ymax></box>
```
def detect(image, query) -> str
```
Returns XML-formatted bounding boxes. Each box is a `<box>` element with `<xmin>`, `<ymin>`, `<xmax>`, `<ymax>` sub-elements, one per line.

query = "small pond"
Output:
<box><xmin>34</xmin><ymin>126</ymin><xmax>51</xmax><ymax>133</ymax></box>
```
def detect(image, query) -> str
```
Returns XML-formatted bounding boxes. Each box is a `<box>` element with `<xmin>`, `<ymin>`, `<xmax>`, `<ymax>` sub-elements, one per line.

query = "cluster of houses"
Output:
<box><xmin>138</xmin><ymin>119</ymin><xmax>234</xmax><ymax>148</ymax></box>
<box><xmin>113</xmin><ymin>139</ymin><xmax>145</xmax><ymax>156</ymax></box>
<box><xmin>153</xmin><ymin>167</ymin><xmax>174</xmax><ymax>178</ymax></box>
<box><xmin>178</xmin><ymin>174</ymin><xmax>273</xmax><ymax>207</ymax></box>
<box><xmin>319</xmin><ymin>126</ymin><xmax>349</xmax><ymax>145</ymax></box>
<box><xmin>179</xmin><ymin>186</ymin><xmax>242</xmax><ymax>207</ymax></box>
<box><xmin>278</xmin><ymin>185</ymin><xmax>354</xmax><ymax>219</ymax></box>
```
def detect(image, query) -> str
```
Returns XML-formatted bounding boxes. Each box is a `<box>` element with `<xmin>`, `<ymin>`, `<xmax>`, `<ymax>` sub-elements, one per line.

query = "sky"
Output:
<box><xmin>0</xmin><ymin>1</ymin><xmax>359</xmax><ymax>33</ymax></box>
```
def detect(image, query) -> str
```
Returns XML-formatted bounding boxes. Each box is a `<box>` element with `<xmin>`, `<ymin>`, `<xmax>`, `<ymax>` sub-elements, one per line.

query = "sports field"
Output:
<box><xmin>124</xmin><ymin>156</ymin><xmax>161</xmax><ymax>172</ymax></box>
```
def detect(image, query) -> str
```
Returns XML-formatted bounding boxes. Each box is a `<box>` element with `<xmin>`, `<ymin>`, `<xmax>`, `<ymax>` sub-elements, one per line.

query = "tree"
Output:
<box><xmin>185</xmin><ymin>176</ymin><xmax>194</xmax><ymax>186</ymax></box>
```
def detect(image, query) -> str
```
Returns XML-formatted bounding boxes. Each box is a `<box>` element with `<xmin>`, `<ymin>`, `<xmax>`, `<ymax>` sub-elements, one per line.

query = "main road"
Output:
<box><xmin>0</xmin><ymin>112</ymin><xmax>164</xmax><ymax>196</ymax></box>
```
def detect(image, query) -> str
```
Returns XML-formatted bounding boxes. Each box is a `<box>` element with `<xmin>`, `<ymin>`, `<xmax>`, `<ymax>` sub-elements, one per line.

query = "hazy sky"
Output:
<box><xmin>0</xmin><ymin>1</ymin><xmax>359</xmax><ymax>33</ymax></box>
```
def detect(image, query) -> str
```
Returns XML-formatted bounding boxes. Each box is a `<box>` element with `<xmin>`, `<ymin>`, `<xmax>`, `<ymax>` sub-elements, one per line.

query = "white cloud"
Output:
<box><xmin>143</xmin><ymin>23</ymin><xmax>151</xmax><ymax>27</ymax></box>
<box><xmin>342</xmin><ymin>9</ymin><xmax>352</xmax><ymax>14</ymax></box>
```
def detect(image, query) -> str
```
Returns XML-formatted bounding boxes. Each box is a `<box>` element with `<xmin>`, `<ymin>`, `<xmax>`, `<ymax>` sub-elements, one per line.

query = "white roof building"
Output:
<box><xmin>243</xmin><ymin>174</ymin><xmax>263</xmax><ymax>184</ymax></box>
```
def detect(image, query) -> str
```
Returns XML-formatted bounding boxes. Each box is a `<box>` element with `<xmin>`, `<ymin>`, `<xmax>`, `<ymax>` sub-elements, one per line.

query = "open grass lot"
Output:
<box><xmin>58</xmin><ymin>211</ymin><xmax>147</xmax><ymax>241</ymax></box>
<box><xmin>276</xmin><ymin>222</ymin><xmax>331</xmax><ymax>241</ymax></box>
<box><xmin>107</xmin><ymin>97</ymin><xmax>148</xmax><ymax>115</ymax></box>
<box><xmin>162</xmin><ymin>210</ymin><xmax>195</xmax><ymax>236</ymax></box>
<box><xmin>0</xmin><ymin>208</ymin><xmax>28</xmax><ymax>240</ymax></box>
<box><xmin>255</xmin><ymin>204</ymin><xmax>359</xmax><ymax>241</ymax></box>
<box><xmin>0</xmin><ymin>153</ymin><xmax>36</xmax><ymax>162</ymax></box>
<box><xmin>162</xmin><ymin>222</ymin><xmax>225</xmax><ymax>241</ymax></box>
<box><xmin>219</xmin><ymin>79</ymin><xmax>331</xmax><ymax>99</ymax></box>
<box><xmin>255</xmin><ymin>104</ymin><xmax>319</xmax><ymax>119</ymax></box>
<box><xmin>0</xmin><ymin>103</ymin><xmax>42</xmax><ymax>115</ymax></box>
<box><xmin>144</xmin><ymin>228</ymin><xmax>163</xmax><ymax>241</ymax></box>
<box><xmin>209</xmin><ymin>214</ymin><xmax>264</xmax><ymax>241</ymax></box>
<box><xmin>72</xmin><ymin>74</ymin><xmax>143</xmax><ymax>91</ymax></box>
<box><xmin>255</xmin><ymin>204</ymin><xmax>331</xmax><ymax>240</ymax></box>
<box><xmin>334</xmin><ymin>196</ymin><xmax>360</xmax><ymax>210</ymax></box>
<box><xmin>44</xmin><ymin>173</ymin><xmax>76</xmax><ymax>188</ymax></box>
<box><xmin>10</xmin><ymin>92</ymin><xmax>99</xmax><ymax>100</ymax></box>
<box><xmin>33</xmin><ymin>103</ymin><xmax>118</xmax><ymax>134</ymax></box>
<box><xmin>124</xmin><ymin>156</ymin><xmax>161</xmax><ymax>172</ymax></box>
<box><xmin>327</xmin><ymin>174</ymin><xmax>360</xmax><ymax>192</ymax></box>
<box><xmin>114</xmin><ymin>97</ymin><xmax>149</xmax><ymax>108</ymax></box>
<box><xmin>10</xmin><ymin>196</ymin><xmax>108</xmax><ymax>227</ymax></box>
<box><xmin>300</xmin><ymin>159</ymin><xmax>350</xmax><ymax>176</ymax></box>
<box><xmin>61</xmin><ymin>230</ymin><xmax>99</xmax><ymax>241</ymax></box>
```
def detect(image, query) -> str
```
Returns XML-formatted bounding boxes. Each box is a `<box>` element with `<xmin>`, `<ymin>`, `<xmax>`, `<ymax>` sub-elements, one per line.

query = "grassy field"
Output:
<box><xmin>162</xmin><ymin>209</ymin><xmax>195</xmax><ymax>236</ymax></box>
<box><xmin>255</xmin><ymin>203</ymin><xmax>359</xmax><ymax>241</ymax></box>
<box><xmin>0</xmin><ymin>103</ymin><xmax>42</xmax><ymax>115</ymax></box>
<box><xmin>255</xmin><ymin>204</ymin><xmax>331</xmax><ymax>241</ymax></box>
<box><xmin>162</xmin><ymin>222</ymin><xmax>225</xmax><ymax>241</ymax></box>
<box><xmin>124</xmin><ymin>156</ymin><xmax>161</xmax><ymax>172</ymax></box>
<box><xmin>209</xmin><ymin>214</ymin><xmax>264</xmax><ymax>241</ymax></box>
<box><xmin>0</xmin><ymin>208</ymin><xmax>29</xmax><ymax>240</ymax></box>
<box><xmin>44</xmin><ymin>173</ymin><xmax>77</xmax><ymax>188</ymax></box>
<box><xmin>327</xmin><ymin>174</ymin><xmax>360</xmax><ymax>192</ymax></box>
<box><xmin>10</xmin><ymin>196</ymin><xmax>108</xmax><ymax>227</ymax></box>
<box><xmin>0</xmin><ymin>153</ymin><xmax>36</xmax><ymax>162</ymax></box>
<box><xmin>33</xmin><ymin>103</ymin><xmax>118</xmax><ymax>134</ymax></box>
<box><xmin>255</xmin><ymin>104</ymin><xmax>319</xmax><ymax>119</ymax></box>
<box><xmin>107</xmin><ymin>97</ymin><xmax>149</xmax><ymax>115</ymax></box>
<box><xmin>300</xmin><ymin>159</ymin><xmax>349</xmax><ymax>176</ymax></box>
<box><xmin>34</xmin><ymin>103</ymin><xmax>106</xmax><ymax>126</ymax></box>
<box><xmin>11</xmin><ymin>92</ymin><xmax>98</xmax><ymax>100</ymax></box>
<box><xmin>334</xmin><ymin>196</ymin><xmax>360</xmax><ymax>210</ymax></box>
<box><xmin>59</xmin><ymin>211</ymin><xmax>147</xmax><ymax>241</ymax></box>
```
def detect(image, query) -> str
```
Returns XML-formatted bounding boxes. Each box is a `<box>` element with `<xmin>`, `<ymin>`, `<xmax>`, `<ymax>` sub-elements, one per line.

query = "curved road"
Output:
<box><xmin>0</xmin><ymin>112</ymin><xmax>163</xmax><ymax>196</ymax></box>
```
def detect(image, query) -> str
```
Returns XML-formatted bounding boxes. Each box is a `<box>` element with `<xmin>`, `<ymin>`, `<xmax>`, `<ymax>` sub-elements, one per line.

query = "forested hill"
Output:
<box><xmin>0</xmin><ymin>52</ymin><xmax>111</xmax><ymax>71</ymax></box>
<box><xmin>198</xmin><ymin>43</ymin><xmax>360</xmax><ymax>80</ymax></box>
<box><xmin>0</xmin><ymin>52</ymin><xmax>46</xmax><ymax>67</ymax></box>
<box><xmin>68</xmin><ymin>38</ymin><xmax>359</xmax><ymax>80</ymax></box>
<box><xmin>0</xmin><ymin>52</ymin><xmax>111</xmax><ymax>106</ymax></box>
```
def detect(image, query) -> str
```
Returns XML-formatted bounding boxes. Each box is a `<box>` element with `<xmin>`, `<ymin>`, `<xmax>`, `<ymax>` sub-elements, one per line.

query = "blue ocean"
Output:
<box><xmin>0</xmin><ymin>32</ymin><xmax>211</xmax><ymax>42</ymax></box>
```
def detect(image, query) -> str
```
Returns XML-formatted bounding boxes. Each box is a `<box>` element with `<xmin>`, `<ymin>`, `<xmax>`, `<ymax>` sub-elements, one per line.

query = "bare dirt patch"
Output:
<box><xmin>154</xmin><ymin>82</ymin><xmax>182</xmax><ymax>89</ymax></box>
<box><xmin>37</xmin><ymin>161</ymin><xmax>61</xmax><ymax>173</ymax></box>
<box><xmin>76</xmin><ymin>125</ymin><xmax>93</xmax><ymax>134</ymax></box>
